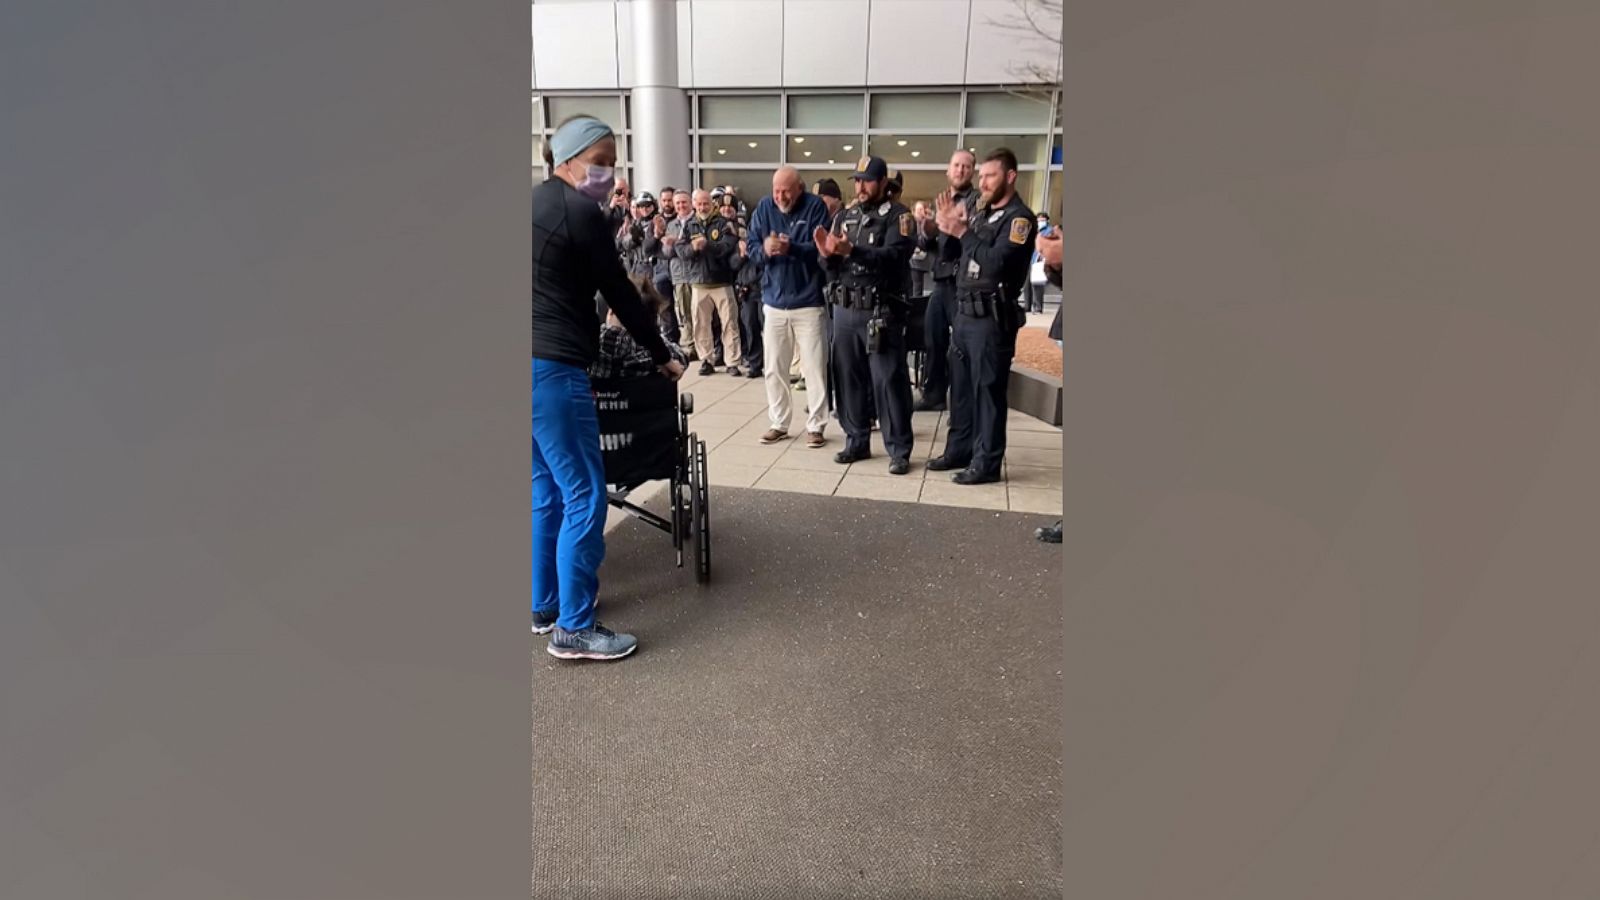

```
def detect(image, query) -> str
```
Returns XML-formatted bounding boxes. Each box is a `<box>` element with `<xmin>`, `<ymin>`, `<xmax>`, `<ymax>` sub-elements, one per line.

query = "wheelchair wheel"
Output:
<box><xmin>691</xmin><ymin>436</ymin><xmax>710</xmax><ymax>584</ymax></box>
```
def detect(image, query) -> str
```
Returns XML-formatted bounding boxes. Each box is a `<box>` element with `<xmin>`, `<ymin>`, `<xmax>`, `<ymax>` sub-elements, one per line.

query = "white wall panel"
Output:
<box><xmin>617</xmin><ymin>1</ymin><xmax>635</xmax><ymax>88</ymax></box>
<box><xmin>678</xmin><ymin>0</ymin><xmax>693</xmax><ymax>86</ymax></box>
<box><xmin>532</xmin><ymin>1</ymin><xmax>621</xmax><ymax>89</ymax></box>
<box><xmin>866</xmin><ymin>0</ymin><xmax>969</xmax><ymax>86</ymax></box>
<box><xmin>693</xmin><ymin>0</ymin><xmax>782</xmax><ymax>87</ymax></box>
<box><xmin>964</xmin><ymin>0</ymin><xmax>1059</xmax><ymax>85</ymax></box>
<box><xmin>783</xmin><ymin>0</ymin><xmax>869</xmax><ymax>87</ymax></box>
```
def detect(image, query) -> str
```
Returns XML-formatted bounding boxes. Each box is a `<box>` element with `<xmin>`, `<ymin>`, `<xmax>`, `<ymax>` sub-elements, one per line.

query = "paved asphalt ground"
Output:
<box><xmin>533</xmin><ymin>486</ymin><xmax>1063</xmax><ymax>900</ymax></box>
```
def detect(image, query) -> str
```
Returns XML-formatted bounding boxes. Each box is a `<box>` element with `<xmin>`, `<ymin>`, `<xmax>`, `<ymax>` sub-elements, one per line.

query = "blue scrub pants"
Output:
<box><xmin>531</xmin><ymin>358</ymin><xmax>607</xmax><ymax>632</ymax></box>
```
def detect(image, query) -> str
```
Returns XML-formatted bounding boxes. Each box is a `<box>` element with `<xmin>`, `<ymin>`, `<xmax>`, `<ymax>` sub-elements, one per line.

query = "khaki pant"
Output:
<box><xmin>673</xmin><ymin>283</ymin><xmax>695</xmax><ymax>358</ymax></box>
<box><xmin>763</xmin><ymin>305</ymin><xmax>829</xmax><ymax>435</ymax></box>
<box><xmin>691</xmin><ymin>284</ymin><xmax>742</xmax><ymax>368</ymax></box>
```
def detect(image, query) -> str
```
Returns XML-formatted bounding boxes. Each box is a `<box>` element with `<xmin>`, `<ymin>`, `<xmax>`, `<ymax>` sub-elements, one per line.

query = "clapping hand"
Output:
<box><xmin>691</xmin><ymin>235</ymin><xmax>707</xmax><ymax>252</ymax></box>
<box><xmin>1036</xmin><ymin>230</ymin><xmax>1064</xmax><ymax>270</ymax></box>
<box><xmin>832</xmin><ymin>229</ymin><xmax>853</xmax><ymax>257</ymax></box>
<box><xmin>812</xmin><ymin>226</ymin><xmax>834</xmax><ymax>257</ymax></box>
<box><xmin>934</xmin><ymin>189</ymin><xmax>969</xmax><ymax>238</ymax></box>
<box><xmin>764</xmin><ymin>233</ymin><xmax>788</xmax><ymax>256</ymax></box>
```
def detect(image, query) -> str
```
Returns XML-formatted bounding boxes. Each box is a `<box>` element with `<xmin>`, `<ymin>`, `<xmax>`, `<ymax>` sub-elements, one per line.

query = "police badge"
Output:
<box><xmin>1009</xmin><ymin>218</ymin><xmax>1030</xmax><ymax>245</ymax></box>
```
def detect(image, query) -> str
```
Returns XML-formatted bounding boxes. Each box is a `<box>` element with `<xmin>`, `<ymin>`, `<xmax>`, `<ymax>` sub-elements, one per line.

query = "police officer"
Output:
<box><xmin>927</xmin><ymin>147</ymin><xmax>1036</xmax><ymax>485</ymax></box>
<box><xmin>915</xmin><ymin>150</ymin><xmax>979</xmax><ymax>411</ymax></box>
<box><xmin>815</xmin><ymin>156</ymin><xmax>916</xmax><ymax>475</ymax></box>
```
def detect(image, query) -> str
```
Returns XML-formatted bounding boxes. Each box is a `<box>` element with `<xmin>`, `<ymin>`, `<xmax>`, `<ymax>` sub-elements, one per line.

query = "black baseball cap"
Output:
<box><xmin>813</xmin><ymin>178</ymin><xmax>843</xmax><ymax>199</ymax></box>
<box><xmin>851</xmin><ymin>156</ymin><xmax>890</xmax><ymax>182</ymax></box>
<box><xmin>635</xmin><ymin>191</ymin><xmax>657</xmax><ymax>207</ymax></box>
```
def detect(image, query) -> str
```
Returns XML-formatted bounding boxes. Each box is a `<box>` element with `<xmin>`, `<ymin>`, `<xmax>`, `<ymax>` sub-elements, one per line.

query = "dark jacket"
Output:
<box><xmin>824</xmin><ymin>198</ymin><xmax>915</xmax><ymax>300</ymax></box>
<box><xmin>673</xmin><ymin>213</ymin><xmax>739</xmax><ymax>285</ymax></box>
<box><xmin>618</xmin><ymin>213</ymin><xmax>664</xmax><ymax>278</ymax></box>
<box><xmin>532</xmin><ymin>178</ymin><xmax>670</xmax><ymax>369</ymax></box>
<box><xmin>1046</xmin><ymin>262</ymin><xmax>1062</xmax><ymax>341</ymax></box>
<box><xmin>745</xmin><ymin>192</ymin><xmax>832</xmax><ymax>310</ymax></box>
<box><xmin>917</xmin><ymin>184</ymin><xmax>978</xmax><ymax>282</ymax></box>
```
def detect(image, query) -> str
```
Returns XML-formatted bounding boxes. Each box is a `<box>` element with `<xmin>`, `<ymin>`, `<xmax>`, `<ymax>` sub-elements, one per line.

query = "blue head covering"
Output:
<box><xmin>549</xmin><ymin>117</ymin><xmax>614</xmax><ymax>167</ymax></box>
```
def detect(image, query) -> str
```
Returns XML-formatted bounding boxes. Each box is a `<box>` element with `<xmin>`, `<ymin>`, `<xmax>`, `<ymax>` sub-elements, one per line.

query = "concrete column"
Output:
<box><xmin>630</xmin><ymin>0</ymin><xmax>690</xmax><ymax>199</ymax></box>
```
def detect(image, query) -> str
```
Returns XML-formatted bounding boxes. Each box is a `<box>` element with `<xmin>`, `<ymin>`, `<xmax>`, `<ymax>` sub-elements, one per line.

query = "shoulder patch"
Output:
<box><xmin>878</xmin><ymin>202</ymin><xmax>891</xmax><ymax>216</ymax></box>
<box><xmin>710</xmin><ymin>228</ymin><xmax>719</xmax><ymax>240</ymax></box>
<box><xmin>899</xmin><ymin>213</ymin><xmax>912</xmax><ymax>237</ymax></box>
<box><xmin>1009</xmin><ymin>218</ymin><xmax>1030</xmax><ymax>245</ymax></box>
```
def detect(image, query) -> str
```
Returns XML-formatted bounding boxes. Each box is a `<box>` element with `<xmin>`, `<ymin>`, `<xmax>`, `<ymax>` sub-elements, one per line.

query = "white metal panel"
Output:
<box><xmin>866</xmin><ymin>0</ymin><xmax>970</xmax><ymax>86</ymax></box>
<box><xmin>693</xmin><ymin>0</ymin><xmax>783</xmax><ymax>87</ymax></box>
<box><xmin>532</xmin><ymin>1</ymin><xmax>621</xmax><ymax>89</ymax></box>
<box><xmin>964</xmin><ymin>0</ymin><xmax>1060</xmax><ymax>85</ymax></box>
<box><xmin>782</xmin><ymin>0</ymin><xmax>869</xmax><ymax>87</ymax></box>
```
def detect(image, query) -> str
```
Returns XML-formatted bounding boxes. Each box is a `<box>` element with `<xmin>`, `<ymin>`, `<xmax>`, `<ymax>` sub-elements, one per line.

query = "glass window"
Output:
<box><xmin>869</xmin><ymin>92</ymin><xmax>960</xmax><ymax>130</ymax></box>
<box><xmin>794</xmin><ymin>168</ymin><xmax>858</xmax><ymax>197</ymax></box>
<box><xmin>867</xmin><ymin>133</ymin><xmax>960</xmax><ymax>166</ymax></box>
<box><xmin>699</xmin><ymin>135</ymin><xmax>777</xmax><ymax>165</ymax></box>
<box><xmin>531</xmin><ymin>95</ymin><xmax>542</xmax><ymax>134</ymax></box>
<box><xmin>962</xmin><ymin>133</ymin><xmax>1049</xmax><ymax>169</ymax></box>
<box><xmin>965</xmin><ymin>91</ymin><xmax>1052</xmax><ymax>130</ymax></box>
<box><xmin>699</xmin><ymin>94</ymin><xmax>781</xmax><ymax>130</ymax></box>
<box><xmin>787</xmin><ymin>134</ymin><xmax>863</xmax><ymax>166</ymax></box>
<box><xmin>789</xmin><ymin>94</ymin><xmax>864</xmax><ymax>130</ymax></box>
<box><xmin>546</xmin><ymin>94</ymin><xmax>624</xmax><ymax>130</ymax></box>
<box><xmin>1043</xmin><ymin>170</ymin><xmax>1063</xmax><ymax>223</ymax></box>
<box><xmin>1010</xmin><ymin>171</ymin><xmax>1043</xmax><ymax>213</ymax></box>
<box><xmin>696</xmin><ymin>169</ymin><xmax>778</xmax><ymax>207</ymax></box>
<box><xmin>894</xmin><ymin>170</ymin><xmax>954</xmax><ymax>208</ymax></box>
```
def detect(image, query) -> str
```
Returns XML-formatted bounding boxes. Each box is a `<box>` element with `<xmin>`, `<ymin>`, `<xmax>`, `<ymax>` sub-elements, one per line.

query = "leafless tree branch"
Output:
<box><xmin>983</xmin><ymin>0</ymin><xmax>1063</xmax><ymax>97</ymax></box>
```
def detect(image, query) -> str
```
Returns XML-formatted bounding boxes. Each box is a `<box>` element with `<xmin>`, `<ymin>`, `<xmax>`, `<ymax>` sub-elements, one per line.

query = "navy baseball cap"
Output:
<box><xmin>851</xmin><ymin>156</ymin><xmax>890</xmax><ymax>182</ymax></box>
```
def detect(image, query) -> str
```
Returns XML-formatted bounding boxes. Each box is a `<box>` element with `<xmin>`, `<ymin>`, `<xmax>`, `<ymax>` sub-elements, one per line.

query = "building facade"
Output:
<box><xmin>533</xmin><ymin>0</ymin><xmax>1063</xmax><ymax>213</ymax></box>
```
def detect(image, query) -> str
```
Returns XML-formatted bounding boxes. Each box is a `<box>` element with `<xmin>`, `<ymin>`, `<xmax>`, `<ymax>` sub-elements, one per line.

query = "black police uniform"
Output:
<box><xmin>932</xmin><ymin>191</ymin><xmax>1036</xmax><ymax>481</ymax></box>
<box><xmin>917</xmin><ymin>183</ymin><xmax>979</xmax><ymax>408</ymax></box>
<box><xmin>824</xmin><ymin>184</ymin><xmax>916</xmax><ymax>466</ymax></box>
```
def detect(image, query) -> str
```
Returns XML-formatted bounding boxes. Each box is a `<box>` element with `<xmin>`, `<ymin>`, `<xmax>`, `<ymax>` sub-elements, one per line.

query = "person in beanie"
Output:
<box><xmin>532</xmin><ymin>116</ymin><xmax>684</xmax><ymax>660</ymax></box>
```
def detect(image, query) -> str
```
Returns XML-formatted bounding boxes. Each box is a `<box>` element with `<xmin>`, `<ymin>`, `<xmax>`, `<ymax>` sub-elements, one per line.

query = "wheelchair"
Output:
<box><xmin>591</xmin><ymin>375</ymin><xmax>711</xmax><ymax>583</ymax></box>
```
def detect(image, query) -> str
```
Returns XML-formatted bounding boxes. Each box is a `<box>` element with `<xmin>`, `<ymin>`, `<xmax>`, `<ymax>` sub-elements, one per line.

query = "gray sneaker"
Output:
<box><xmin>546</xmin><ymin>624</ymin><xmax>638</xmax><ymax>661</ymax></box>
<box><xmin>531</xmin><ymin>608</ymin><xmax>558</xmax><ymax>635</ymax></box>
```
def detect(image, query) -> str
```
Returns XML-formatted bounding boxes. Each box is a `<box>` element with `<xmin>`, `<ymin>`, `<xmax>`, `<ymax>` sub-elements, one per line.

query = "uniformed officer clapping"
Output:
<box><xmin>926</xmin><ymin>147</ymin><xmax>1036</xmax><ymax>485</ymax></box>
<box><xmin>813</xmin><ymin>156</ymin><xmax>917</xmax><ymax>475</ymax></box>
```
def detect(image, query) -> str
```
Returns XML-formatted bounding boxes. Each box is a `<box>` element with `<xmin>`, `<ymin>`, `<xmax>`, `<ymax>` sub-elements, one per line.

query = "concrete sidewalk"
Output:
<box><xmin>670</xmin><ymin>364</ymin><xmax>1063</xmax><ymax>517</ymax></box>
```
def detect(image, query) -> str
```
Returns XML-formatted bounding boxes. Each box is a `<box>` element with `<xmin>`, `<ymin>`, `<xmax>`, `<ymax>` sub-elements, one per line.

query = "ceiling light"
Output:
<box><xmin>793</xmin><ymin>137</ymin><xmax>805</xmax><ymax>144</ymax></box>
<box><xmin>803</xmin><ymin>151</ymin><xmax>812</xmax><ymax>157</ymax></box>
<box><xmin>717</xmin><ymin>148</ymin><xmax>727</xmax><ymax>155</ymax></box>
<box><xmin>747</xmin><ymin>141</ymin><xmax>758</xmax><ymax>148</ymax></box>
<box><xmin>896</xmin><ymin>139</ymin><xmax>908</xmax><ymax>147</ymax></box>
<box><xmin>842</xmin><ymin>144</ymin><xmax>853</xmax><ymax>151</ymax></box>
<box><xmin>827</xmin><ymin>159</ymin><xmax>835</xmax><ymax>165</ymax></box>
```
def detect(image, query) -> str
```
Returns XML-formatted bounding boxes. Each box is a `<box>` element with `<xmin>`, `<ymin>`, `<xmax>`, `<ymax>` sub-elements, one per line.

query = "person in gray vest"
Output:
<box><xmin>661</xmin><ymin>192</ymin><xmax>698</xmax><ymax>360</ymax></box>
<box><xmin>927</xmin><ymin>147</ymin><xmax>1036</xmax><ymax>485</ymax></box>
<box><xmin>915</xmin><ymin>150</ymin><xmax>978</xmax><ymax>412</ymax></box>
<box><xmin>816</xmin><ymin>156</ymin><xmax>916</xmax><ymax>475</ymax></box>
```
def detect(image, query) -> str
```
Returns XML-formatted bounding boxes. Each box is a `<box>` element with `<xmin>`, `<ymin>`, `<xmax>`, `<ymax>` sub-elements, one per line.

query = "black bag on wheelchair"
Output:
<box><xmin>591</xmin><ymin>375</ymin><xmax>680</xmax><ymax>488</ymax></box>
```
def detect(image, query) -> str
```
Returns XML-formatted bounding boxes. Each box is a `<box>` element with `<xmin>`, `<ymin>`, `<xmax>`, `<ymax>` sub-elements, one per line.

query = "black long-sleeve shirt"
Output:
<box><xmin>532</xmin><ymin>178</ymin><xmax>670</xmax><ymax>369</ymax></box>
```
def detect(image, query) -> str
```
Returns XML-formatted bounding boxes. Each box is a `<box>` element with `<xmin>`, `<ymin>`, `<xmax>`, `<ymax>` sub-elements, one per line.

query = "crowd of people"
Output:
<box><xmin>533</xmin><ymin>115</ymin><xmax>1064</xmax><ymax>662</ymax></box>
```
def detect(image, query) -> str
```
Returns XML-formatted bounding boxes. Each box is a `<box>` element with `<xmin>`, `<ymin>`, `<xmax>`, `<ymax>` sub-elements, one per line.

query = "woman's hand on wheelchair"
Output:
<box><xmin>658</xmin><ymin>359</ymin><xmax>686</xmax><ymax>382</ymax></box>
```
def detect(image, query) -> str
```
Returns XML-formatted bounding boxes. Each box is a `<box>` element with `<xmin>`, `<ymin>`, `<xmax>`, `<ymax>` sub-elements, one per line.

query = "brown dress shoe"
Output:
<box><xmin>805</xmin><ymin>431</ymin><xmax>826</xmax><ymax>449</ymax></box>
<box><xmin>759</xmin><ymin>429</ymin><xmax>789</xmax><ymax>445</ymax></box>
